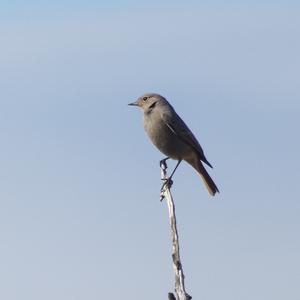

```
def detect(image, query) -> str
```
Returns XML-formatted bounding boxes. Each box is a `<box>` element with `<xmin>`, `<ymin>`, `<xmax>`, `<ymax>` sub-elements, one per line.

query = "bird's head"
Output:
<box><xmin>128</xmin><ymin>93</ymin><xmax>167</xmax><ymax>112</ymax></box>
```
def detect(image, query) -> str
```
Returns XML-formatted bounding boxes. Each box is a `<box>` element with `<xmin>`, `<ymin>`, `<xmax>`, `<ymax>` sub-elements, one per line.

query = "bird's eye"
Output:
<box><xmin>143</xmin><ymin>96</ymin><xmax>148</xmax><ymax>101</ymax></box>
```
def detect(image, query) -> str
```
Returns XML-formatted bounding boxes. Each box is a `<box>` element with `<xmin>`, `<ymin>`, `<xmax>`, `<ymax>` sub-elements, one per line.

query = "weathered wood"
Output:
<box><xmin>160</xmin><ymin>160</ymin><xmax>192</xmax><ymax>300</ymax></box>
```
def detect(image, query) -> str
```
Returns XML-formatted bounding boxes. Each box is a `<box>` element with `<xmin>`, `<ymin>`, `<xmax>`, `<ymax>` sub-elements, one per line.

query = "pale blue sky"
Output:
<box><xmin>0</xmin><ymin>1</ymin><xmax>299</xmax><ymax>300</ymax></box>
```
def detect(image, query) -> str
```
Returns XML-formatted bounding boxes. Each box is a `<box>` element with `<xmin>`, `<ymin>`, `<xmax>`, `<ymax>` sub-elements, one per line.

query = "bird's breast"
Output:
<box><xmin>143</xmin><ymin>113</ymin><xmax>192</xmax><ymax>160</ymax></box>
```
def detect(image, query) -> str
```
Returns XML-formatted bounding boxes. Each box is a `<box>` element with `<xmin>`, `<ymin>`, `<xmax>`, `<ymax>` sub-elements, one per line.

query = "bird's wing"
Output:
<box><xmin>161</xmin><ymin>110</ymin><xmax>213</xmax><ymax>168</ymax></box>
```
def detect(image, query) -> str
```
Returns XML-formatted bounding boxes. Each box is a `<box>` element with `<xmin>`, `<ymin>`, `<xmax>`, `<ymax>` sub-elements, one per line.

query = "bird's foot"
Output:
<box><xmin>159</xmin><ymin>157</ymin><xmax>171</xmax><ymax>201</ymax></box>
<box><xmin>160</xmin><ymin>178</ymin><xmax>173</xmax><ymax>201</ymax></box>
<box><xmin>160</xmin><ymin>157</ymin><xmax>169</xmax><ymax>169</ymax></box>
<box><xmin>161</xmin><ymin>177</ymin><xmax>173</xmax><ymax>191</ymax></box>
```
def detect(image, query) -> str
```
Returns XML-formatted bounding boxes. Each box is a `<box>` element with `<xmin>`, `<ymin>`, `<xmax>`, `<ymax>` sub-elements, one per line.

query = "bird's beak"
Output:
<box><xmin>128</xmin><ymin>100</ymin><xmax>139</xmax><ymax>106</ymax></box>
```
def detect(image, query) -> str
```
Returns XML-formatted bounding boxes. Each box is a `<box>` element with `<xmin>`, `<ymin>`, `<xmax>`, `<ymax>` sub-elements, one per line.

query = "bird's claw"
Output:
<box><xmin>160</xmin><ymin>158</ymin><xmax>168</xmax><ymax>170</ymax></box>
<box><xmin>161</xmin><ymin>177</ymin><xmax>173</xmax><ymax>191</ymax></box>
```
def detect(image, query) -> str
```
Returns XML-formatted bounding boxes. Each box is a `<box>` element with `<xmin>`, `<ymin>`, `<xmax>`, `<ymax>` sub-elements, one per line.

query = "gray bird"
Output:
<box><xmin>129</xmin><ymin>93</ymin><xmax>219</xmax><ymax>196</ymax></box>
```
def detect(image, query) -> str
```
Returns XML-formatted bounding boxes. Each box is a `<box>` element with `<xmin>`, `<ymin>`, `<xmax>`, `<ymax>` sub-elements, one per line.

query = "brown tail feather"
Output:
<box><xmin>187</xmin><ymin>158</ymin><xmax>219</xmax><ymax>196</ymax></box>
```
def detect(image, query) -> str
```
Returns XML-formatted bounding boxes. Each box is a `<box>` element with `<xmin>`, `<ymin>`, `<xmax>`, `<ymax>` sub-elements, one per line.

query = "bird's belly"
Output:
<box><xmin>144</xmin><ymin>119</ymin><xmax>191</xmax><ymax>160</ymax></box>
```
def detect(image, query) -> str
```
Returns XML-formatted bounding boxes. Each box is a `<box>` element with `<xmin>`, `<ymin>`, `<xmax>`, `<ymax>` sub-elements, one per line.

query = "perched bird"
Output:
<box><xmin>129</xmin><ymin>93</ymin><xmax>219</xmax><ymax>196</ymax></box>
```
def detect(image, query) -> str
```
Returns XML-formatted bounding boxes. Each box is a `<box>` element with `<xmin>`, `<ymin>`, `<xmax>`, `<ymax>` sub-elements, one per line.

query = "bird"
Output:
<box><xmin>129</xmin><ymin>93</ymin><xmax>219</xmax><ymax>196</ymax></box>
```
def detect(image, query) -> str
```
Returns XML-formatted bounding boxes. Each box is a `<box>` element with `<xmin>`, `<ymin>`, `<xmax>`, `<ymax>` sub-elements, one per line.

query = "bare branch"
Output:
<box><xmin>160</xmin><ymin>160</ymin><xmax>192</xmax><ymax>300</ymax></box>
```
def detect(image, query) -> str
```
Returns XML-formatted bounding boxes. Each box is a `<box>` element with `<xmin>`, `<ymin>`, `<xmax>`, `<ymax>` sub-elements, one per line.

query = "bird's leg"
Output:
<box><xmin>160</xmin><ymin>157</ymin><xmax>170</xmax><ymax>169</ymax></box>
<box><xmin>169</xmin><ymin>159</ymin><xmax>182</xmax><ymax>179</ymax></box>
<box><xmin>161</xmin><ymin>159</ymin><xmax>182</xmax><ymax>191</ymax></box>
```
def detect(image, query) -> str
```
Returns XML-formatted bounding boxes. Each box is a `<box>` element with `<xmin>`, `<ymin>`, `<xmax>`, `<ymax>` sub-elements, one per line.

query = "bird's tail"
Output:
<box><xmin>187</xmin><ymin>158</ymin><xmax>219</xmax><ymax>196</ymax></box>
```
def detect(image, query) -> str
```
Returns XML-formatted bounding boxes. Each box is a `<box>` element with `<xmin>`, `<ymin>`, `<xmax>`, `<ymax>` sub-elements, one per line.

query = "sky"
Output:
<box><xmin>0</xmin><ymin>1</ymin><xmax>299</xmax><ymax>300</ymax></box>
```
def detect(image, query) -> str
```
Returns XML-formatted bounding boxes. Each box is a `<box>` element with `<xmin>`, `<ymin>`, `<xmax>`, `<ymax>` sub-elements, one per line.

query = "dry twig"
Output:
<box><xmin>160</xmin><ymin>160</ymin><xmax>192</xmax><ymax>300</ymax></box>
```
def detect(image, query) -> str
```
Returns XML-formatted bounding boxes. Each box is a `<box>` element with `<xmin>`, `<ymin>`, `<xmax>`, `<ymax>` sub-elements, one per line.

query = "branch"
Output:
<box><xmin>160</xmin><ymin>160</ymin><xmax>192</xmax><ymax>300</ymax></box>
